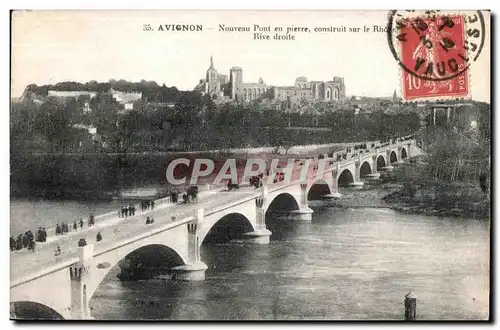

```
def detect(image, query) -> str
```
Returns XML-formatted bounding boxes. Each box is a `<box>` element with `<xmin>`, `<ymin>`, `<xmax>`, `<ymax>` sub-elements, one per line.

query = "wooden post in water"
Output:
<box><xmin>404</xmin><ymin>292</ymin><xmax>417</xmax><ymax>320</ymax></box>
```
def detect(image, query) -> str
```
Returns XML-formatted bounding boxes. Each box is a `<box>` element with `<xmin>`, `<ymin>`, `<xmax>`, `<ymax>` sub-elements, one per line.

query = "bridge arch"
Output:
<box><xmin>88</xmin><ymin>242</ymin><xmax>188</xmax><ymax>317</ymax></box>
<box><xmin>359</xmin><ymin>161</ymin><xmax>372</xmax><ymax>178</ymax></box>
<box><xmin>307</xmin><ymin>179</ymin><xmax>332</xmax><ymax>200</ymax></box>
<box><xmin>265</xmin><ymin>192</ymin><xmax>301</xmax><ymax>216</ymax></box>
<box><xmin>376</xmin><ymin>155</ymin><xmax>386</xmax><ymax>170</ymax></box>
<box><xmin>401</xmin><ymin>147</ymin><xmax>408</xmax><ymax>159</ymax></box>
<box><xmin>11</xmin><ymin>301</ymin><xmax>64</xmax><ymax>320</ymax></box>
<box><xmin>337</xmin><ymin>169</ymin><xmax>354</xmax><ymax>187</ymax></box>
<box><xmin>199</xmin><ymin>212</ymin><xmax>255</xmax><ymax>246</ymax></box>
<box><xmin>390</xmin><ymin>151</ymin><xmax>398</xmax><ymax>164</ymax></box>
<box><xmin>86</xmin><ymin>226</ymin><xmax>189</xmax><ymax>302</ymax></box>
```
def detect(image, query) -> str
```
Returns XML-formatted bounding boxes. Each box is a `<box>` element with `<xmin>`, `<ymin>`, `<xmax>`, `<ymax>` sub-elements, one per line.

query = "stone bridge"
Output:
<box><xmin>10</xmin><ymin>138</ymin><xmax>418</xmax><ymax>320</ymax></box>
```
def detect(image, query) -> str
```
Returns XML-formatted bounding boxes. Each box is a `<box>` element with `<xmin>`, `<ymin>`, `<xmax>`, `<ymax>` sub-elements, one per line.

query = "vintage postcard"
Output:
<box><xmin>10</xmin><ymin>10</ymin><xmax>491</xmax><ymax>321</ymax></box>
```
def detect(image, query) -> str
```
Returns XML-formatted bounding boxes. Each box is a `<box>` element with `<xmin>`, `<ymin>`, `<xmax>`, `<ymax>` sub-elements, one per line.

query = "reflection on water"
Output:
<box><xmin>10</xmin><ymin>198</ymin><xmax>490</xmax><ymax>320</ymax></box>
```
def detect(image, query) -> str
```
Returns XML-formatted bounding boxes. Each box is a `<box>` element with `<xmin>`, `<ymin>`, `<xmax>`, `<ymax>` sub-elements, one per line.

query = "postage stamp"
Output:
<box><xmin>387</xmin><ymin>10</ymin><xmax>486</xmax><ymax>101</ymax></box>
<box><xmin>9</xmin><ymin>10</ymin><xmax>490</xmax><ymax>321</ymax></box>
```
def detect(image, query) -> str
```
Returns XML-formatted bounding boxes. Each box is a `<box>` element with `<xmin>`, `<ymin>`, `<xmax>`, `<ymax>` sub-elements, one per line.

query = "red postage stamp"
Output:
<box><xmin>387</xmin><ymin>11</ymin><xmax>486</xmax><ymax>101</ymax></box>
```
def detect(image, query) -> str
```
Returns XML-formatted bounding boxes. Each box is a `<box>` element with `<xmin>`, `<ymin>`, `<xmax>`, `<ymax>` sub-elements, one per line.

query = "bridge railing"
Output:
<box><xmin>334</xmin><ymin>138</ymin><xmax>413</xmax><ymax>161</ymax></box>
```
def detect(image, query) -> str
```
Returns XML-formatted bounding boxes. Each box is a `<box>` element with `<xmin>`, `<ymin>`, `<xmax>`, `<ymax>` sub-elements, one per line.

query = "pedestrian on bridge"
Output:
<box><xmin>121</xmin><ymin>205</ymin><xmax>127</xmax><ymax>217</ymax></box>
<box><xmin>89</xmin><ymin>213</ymin><xmax>95</xmax><ymax>227</ymax></box>
<box><xmin>130</xmin><ymin>204</ymin><xmax>136</xmax><ymax>216</ymax></box>
<box><xmin>55</xmin><ymin>223</ymin><xmax>62</xmax><ymax>236</ymax></box>
<box><xmin>25</xmin><ymin>231</ymin><xmax>33</xmax><ymax>245</ymax></box>
<box><xmin>28</xmin><ymin>240</ymin><xmax>35</xmax><ymax>252</ymax></box>
<box><xmin>96</xmin><ymin>232</ymin><xmax>102</xmax><ymax>242</ymax></box>
<box><xmin>150</xmin><ymin>200</ymin><xmax>154</xmax><ymax>210</ymax></box>
<box><xmin>170</xmin><ymin>192</ymin><xmax>178</xmax><ymax>204</ymax></box>
<box><xmin>146</xmin><ymin>217</ymin><xmax>151</xmax><ymax>225</ymax></box>
<box><xmin>36</xmin><ymin>228</ymin><xmax>47</xmax><ymax>242</ymax></box>
<box><xmin>22</xmin><ymin>232</ymin><xmax>29</xmax><ymax>248</ymax></box>
<box><xmin>73</xmin><ymin>221</ymin><xmax>78</xmax><ymax>231</ymax></box>
<box><xmin>79</xmin><ymin>218</ymin><xmax>84</xmax><ymax>229</ymax></box>
<box><xmin>15</xmin><ymin>235</ymin><xmax>23</xmax><ymax>251</ymax></box>
<box><xmin>35</xmin><ymin>228</ymin><xmax>42</xmax><ymax>242</ymax></box>
<box><xmin>10</xmin><ymin>236</ymin><xmax>15</xmax><ymax>251</ymax></box>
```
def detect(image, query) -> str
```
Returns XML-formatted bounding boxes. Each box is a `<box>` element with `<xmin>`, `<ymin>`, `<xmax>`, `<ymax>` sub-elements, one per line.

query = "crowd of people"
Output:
<box><xmin>119</xmin><ymin>204</ymin><xmax>136</xmax><ymax>217</ymax></box>
<box><xmin>55</xmin><ymin>214</ymin><xmax>95</xmax><ymax>236</ymax></box>
<box><xmin>118</xmin><ymin>200</ymin><xmax>157</xmax><ymax>218</ymax></box>
<box><xmin>10</xmin><ymin>231</ymin><xmax>37</xmax><ymax>252</ymax></box>
<box><xmin>10</xmin><ymin>213</ymin><xmax>97</xmax><ymax>254</ymax></box>
<box><xmin>140</xmin><ymin>200</ymin><xmax>154</xmax><ymax>211</ymax></box>
<box><xmin>56</xmin><ymin>222</ymin><xmax>72</xmax><ymax>235</ymax></box>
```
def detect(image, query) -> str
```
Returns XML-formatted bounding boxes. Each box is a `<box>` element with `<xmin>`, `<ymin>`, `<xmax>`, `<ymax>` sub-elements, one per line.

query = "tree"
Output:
<box><xmin>33</xmin><ymin>97</ymin><xmax>74</xmax><ymax>151</ymax></box>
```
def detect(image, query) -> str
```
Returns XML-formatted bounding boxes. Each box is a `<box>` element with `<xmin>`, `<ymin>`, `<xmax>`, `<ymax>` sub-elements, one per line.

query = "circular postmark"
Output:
<box><xmin>386</xmin><ymin>10</ymin><xmax>486</xmax><ymax>82</ymax></box>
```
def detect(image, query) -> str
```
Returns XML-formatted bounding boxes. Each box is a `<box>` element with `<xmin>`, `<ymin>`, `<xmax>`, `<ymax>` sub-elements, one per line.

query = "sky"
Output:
<box><xmin>11</xmin><ymin>10</ymin><xmax>490</xmax><ymax>101</ymax></box>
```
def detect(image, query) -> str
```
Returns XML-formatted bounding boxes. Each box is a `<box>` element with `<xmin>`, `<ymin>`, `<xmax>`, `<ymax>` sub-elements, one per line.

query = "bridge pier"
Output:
<box><xmin>288</xmin><ymin>207</ymin><xmax>314</xmax><ymax>221</ymax></box>
<box><xmin>243</xmin><ymin>228</ymin><xmax>272</xmax><ymax>244</ymax></box>
<box><xmin>364</xmin><ymin>173</ymin><xmax>380</xmax><ymax>179</ymax></box>
<box><xmin>171</xmin><ymin>262</ymin><xmax>208</xmax><ymax>281</ymax></box>
<box><xmin>348</xmin><ymin>181</ymin><xmax>364</xmax><ymax>189</ymax></box>
<box><xmin>290</xmin><ymin>183</ymin><xmax>314</xmax><ymax>221</ymax></box>
<box><xmin>365</xmin><ymin>155</ymin><xmax>381</xmax><ymax>180</ymax></box>
<box><xmin>70</xmin><ymin>244</ymin><xmax>94</xmax><ymax>320</ymax></box>
<box><xmin>244</xmin><ymin>197</ymin><xmax>272</xmax><ymax>243</ymax></box>
<box><xmin>323</xmin><ymin>192</ymin><xmax>342</xmax><ymax>198</ymax></box>
<box><xmin>324</xmin><ymin>170</ymin><xmax>342</xmax><ymax>198</ymax></box>
<box><xmin>349</xmin><ymin>161</ymin><xmax>365</xmax><ymax>188</ymax></box>
<box><xmin>171</xmin><ymin>209</ymin><xmax>208</xmax><ymax>281</ymax></box>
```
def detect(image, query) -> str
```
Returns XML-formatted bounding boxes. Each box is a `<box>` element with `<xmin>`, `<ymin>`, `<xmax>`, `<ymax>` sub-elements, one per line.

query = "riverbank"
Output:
<box><xmin>332</xmin><ymin>156</ymin><xmax>490</xmax><ymax>220</ymax></box>
<box><xmin>383</xmin><ymin>179</ymin><xmax>490</xmax><ymax>219</ymax></box>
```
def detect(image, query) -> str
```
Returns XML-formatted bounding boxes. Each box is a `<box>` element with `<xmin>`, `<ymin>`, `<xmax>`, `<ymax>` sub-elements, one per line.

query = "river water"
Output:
<box><xmin>10</xmin><ymin>194</ymin><xmax>490</xmax><ymax>320</ymax></box>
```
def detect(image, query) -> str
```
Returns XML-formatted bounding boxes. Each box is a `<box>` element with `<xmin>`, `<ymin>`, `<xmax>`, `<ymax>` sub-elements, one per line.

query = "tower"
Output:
<box><xmin>229</xmin><ymin>67</ymin><xmax>243</xmax><ymax>100</ymax></box>
<box><xmin>393</xmin><ymin>89</ymin><xmax>399</xmax><ymax>102</ymax></box>
<box><xmin>206</xmin><ymin>56</ymin><xmax>218</xmax><ymax>83</ymax></box>
<box><xmin>205</xmin><ymin>56</ymin><xmax>220</xmax><ymax>97</ymax></box>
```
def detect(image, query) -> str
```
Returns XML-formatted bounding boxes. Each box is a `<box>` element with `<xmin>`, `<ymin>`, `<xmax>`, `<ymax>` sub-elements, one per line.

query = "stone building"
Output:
<box><xmin>48</xmin><ymin>91</ymin><xmax>97</xmax><ymax>99</ymax></box>
<box><xmin>273</xmin><ymin>77</ymin><xmax>345</xmax><ymax>103</ymax></box>
<box><xmin>194</xmin><ymin>56</ymin><xmax>228</xmax><ymax>99</ymax></box>
<box><xmin>194</xmin><ymin>56</ymin><xmax>346</xmax><ymax>105</ymax></box>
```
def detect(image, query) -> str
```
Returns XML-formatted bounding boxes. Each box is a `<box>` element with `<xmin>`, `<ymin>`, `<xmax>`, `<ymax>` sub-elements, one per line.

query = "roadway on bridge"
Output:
<box><xmin>10</xmin><ymin>186</ymin><xmax>260</xmax><ymax>285</ymax></box>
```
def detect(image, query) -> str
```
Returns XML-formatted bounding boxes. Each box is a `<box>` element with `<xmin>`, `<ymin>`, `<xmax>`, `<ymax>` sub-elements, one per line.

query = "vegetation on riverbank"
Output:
<box><xmin>329</xmin><ymin>158</ymin><xmax>489</xmax><ymax>220</ymax></box>
<box><xmin>382</xmin><ymin>160</ymin><xmax>490</xmax><ymax>219</ymax></box>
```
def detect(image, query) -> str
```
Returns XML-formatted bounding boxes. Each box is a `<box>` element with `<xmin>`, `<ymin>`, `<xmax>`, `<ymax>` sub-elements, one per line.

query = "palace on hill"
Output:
<box><xmin>194</xmin><ymin>56</ymin><xmax>346</xmax><ymax>107</ymax></box>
